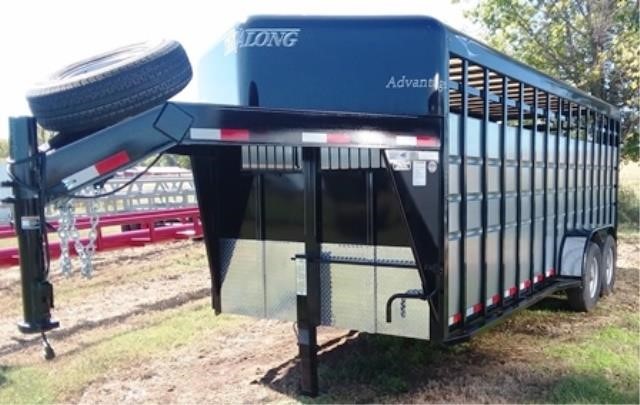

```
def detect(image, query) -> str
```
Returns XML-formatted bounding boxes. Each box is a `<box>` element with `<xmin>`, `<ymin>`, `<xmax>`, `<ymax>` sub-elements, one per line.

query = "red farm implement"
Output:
<box><xmin>0</xmin><ymin>207</ymin><xmax>202</xmax><ymax>267</ymax></box>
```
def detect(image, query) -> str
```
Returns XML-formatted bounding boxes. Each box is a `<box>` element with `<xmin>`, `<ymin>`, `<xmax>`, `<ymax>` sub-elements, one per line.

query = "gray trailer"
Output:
<box><xmin>9</xmin><ymin>16</ymin><xmax>620</xmax><ymax>396</ymax></box>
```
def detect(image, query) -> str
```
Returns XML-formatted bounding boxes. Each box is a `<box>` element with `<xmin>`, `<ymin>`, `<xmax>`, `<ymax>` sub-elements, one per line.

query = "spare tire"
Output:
<box><xmin>26</xmin><ymin>39</ymin><xmax>192</xmax><ymax>144</ymax></box>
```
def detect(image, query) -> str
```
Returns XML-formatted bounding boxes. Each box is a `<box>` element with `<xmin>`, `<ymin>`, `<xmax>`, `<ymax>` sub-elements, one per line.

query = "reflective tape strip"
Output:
<box><xmin>302</xmin><ymin>132</ymin><xmax>352</xmax><ymax>144</ymax></box>
<box><xmin>396</xmin><ymin>136</ymin><xmax>418</xmax><ymax>146</ymax></box>
<box><xmin>519</xmin><ymin>279</ymin><xmax>532</xmax><ymax>290</ymax></box>
<box><xmin>448</xmin><ymin>312</ymin><xmax>463</xmax><ymax>326</ymax></box>
<box><xmin>504</xmin><ymin>286</ymin><xmax>518</xmax><ymax>297</ymax></box>
<box><xmin>327</xmin><ymin>133</ymin><xmax>351</xmax><ymax>144</ymax></box>
<box><xmin>302</xmin><ymin>132</ymin><xmax>327</xmax><ymax>143</ymax></box>
<box><xmin>62</xmin><ymin>151</ymin><xmax>130</xmax><ymax>189</ymax></box>
<box><xmin>190</xmin><ymin>128</ymin><xmax>222</xmax><ymax>140</ymax></box>
<box><xmin>396</xmin><ymin>135</ymin><xmax>439</xmax><ymax>147</ymax></box>
<box><xmin>62</xmin><ymin>165</ymin><xmax>100</xmax><ymax>189</ymax></box>
<box><xmin>190</xmin><ymin>128</ymin><xmax>250</xmax><ymax>141</ymax></box>
<box><xmin>220</xmin><ymin>129</ymin><xmax>249</xmax><ymax>140</ymax></box>
<box><xmin>533</xmin><ymin>274</ymin><xmax>544</xmax><ymax>283</ymax></box>
<box><xmin>465</xmin><ymin>303</ymin><xmax>483</xmax><ymax>317</ymax></box>
<box><xmin>486</xmin><ymin>294</ymin><xmax>501</xmax><ymax>307</ymax></box>
<box><xmin>416</xmin><ymin>135</ymin><xmax>440</xmax><ymax>147</ymax></box>
<box><xmin>95</xmin><ymin>151</ymin><xmax>130</xmax><ymax>175</ymax></box>
<box><xmin>189</xmin><ymin>128</ymin><xmax>440</xmax><ymax>148</ymax></box>
<box><xmin>546</xmin><ymin>268</ymin><xmax>556</xmax><ymax>277</ymax></box>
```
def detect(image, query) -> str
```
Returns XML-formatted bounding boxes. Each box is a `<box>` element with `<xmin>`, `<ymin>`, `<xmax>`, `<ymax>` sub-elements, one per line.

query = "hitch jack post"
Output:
<box><xmin>9</xmin><ymin>117</ymin><xmax>59</xmax><ymax>349</ymax></box>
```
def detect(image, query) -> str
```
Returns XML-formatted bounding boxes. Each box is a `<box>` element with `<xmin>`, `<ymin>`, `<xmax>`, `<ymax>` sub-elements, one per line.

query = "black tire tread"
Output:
<box><xmin>600</xmin><ymin>235</ymin><xmax>616</xmax><ymax>296</ymax></box>
<box><xmin>26</xmin><ymin>39</ymin><xmax>192</xmax><ymax>135</ymax></box>
<box><xmin>567</xmin><ymin>242</ymin><xmax>601</xmax><ymax>312</ymax></box>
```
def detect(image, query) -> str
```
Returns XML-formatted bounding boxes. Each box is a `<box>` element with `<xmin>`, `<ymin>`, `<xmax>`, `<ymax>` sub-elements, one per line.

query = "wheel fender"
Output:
<box><xmin>558</xmin><ymin>226</ymin><xmax>614</xmax><ymax>279</ymax></box>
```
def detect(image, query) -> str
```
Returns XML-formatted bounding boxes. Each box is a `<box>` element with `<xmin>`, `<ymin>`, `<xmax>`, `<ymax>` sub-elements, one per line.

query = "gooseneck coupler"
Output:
<box><xmin>8</xmin><ymin>117</ymin><xmax>59</xmax><ymax>335</ymax></box>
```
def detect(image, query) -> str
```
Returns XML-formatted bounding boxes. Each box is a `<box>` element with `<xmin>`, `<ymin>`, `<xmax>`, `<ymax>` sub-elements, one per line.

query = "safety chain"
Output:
<box><xmin>56</xmin><ymin>186</ymin><xmax>100</xmax><ymax>277</ymax></box>
<box><xmin>399</xmin><ymin>289</ymin><xmax>424</xmax><ymax>319</ymax></box>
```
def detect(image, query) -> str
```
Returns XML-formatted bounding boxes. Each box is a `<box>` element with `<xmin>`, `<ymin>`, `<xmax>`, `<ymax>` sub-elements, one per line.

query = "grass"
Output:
<box><xmin>0</xmin><ymin>241</ymin><xmax>208</xmax><ymax>317</ymax></box>
<box><xmin>0</xmin><ymin>302</ymin><xmax>239</xmax><ymax>403</ymax></box>
<box><xmin>545</xmin><ymin>318</ymin><xmax>640</xmax><ymax>403</ymax></box>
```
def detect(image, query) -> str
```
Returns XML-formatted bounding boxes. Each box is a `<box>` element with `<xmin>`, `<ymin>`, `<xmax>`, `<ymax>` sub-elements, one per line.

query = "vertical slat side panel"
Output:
<box><xmin>499</xmin><ymin>76</ymin><xmax>507</xmax><ymax>304</ymax></box>
<box><xmin>459</xmin><ymin>59</ymin><xmax>469</xmax><ymax>324</ymax></box>
<box><xmin>614</xmin><ymin>120</ymin><xmax>620</xmax><ymax>230</ymax></box>
<box><xmin>564</xmin><ymin>101</ymin><xmax>571</xmax><ymax>233</ymax></box>
<box><xmin>529</xmin><ymin>88</ymin><xmax>537</xmax><ymax>293</ymax></box>
<box><xmin>597</xmin><ymin>115</ymin><xmax>604</xmax><ymax>225</ymax></box>
<box><xmin>516</xmin><ymin>82</ymin><xmax>524</xmax><ymax>299</ymax></box>
<box><xmin>581</xmin><ymin>108</ymin><xmax>588</xmax><ymax>227</ymax></box>
<box><xmin>553</xmin><ymin>99</ymin><xmax>561</xmax><ymax>273</ymax></box>
<box><xmin>480</xmin><ymin>68</ymin><xmax>489</xmax><ymax>316</ymax></box>
<box><xmin>592</xmin><ymin>115</ymin><xmax>597</xmax><ymax>225</ymax></box>
<box><xmin>542</xmin><ymin>92</ymin><xmax>550</xmax><ymax>280</ymax></box>
<box><xmin>607</xmin><ymin>118</ymin><xmax>613</xmax><ymax>225</ymax></box>
<box><xmin>573</xmin><ymin>105</ymin><xmax>580</xmax><ymax>229</ymax></box>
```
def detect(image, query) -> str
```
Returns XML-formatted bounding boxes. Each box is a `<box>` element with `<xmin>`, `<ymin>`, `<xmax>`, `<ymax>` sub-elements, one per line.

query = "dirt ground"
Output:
<box><xmin>0</xmin><ymin>236</ymin><xmax>638</xmax><ymax>403</ymax></box>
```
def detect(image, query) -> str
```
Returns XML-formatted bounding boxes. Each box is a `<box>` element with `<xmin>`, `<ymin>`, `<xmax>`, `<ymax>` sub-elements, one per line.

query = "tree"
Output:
<box><xmin>0</xmin><ymin>138</ymin><xmax>8</xmax><ymax>159</ymax></box>
<box><xmin>461</xmin><ymin>0</ymin><xmax>639</xmax><ymax>161</ymax></box>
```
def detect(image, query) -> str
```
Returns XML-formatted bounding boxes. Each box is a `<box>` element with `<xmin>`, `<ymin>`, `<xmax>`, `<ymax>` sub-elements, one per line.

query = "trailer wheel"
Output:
<box><xmin>567</xmin><ymin>242</ymin><xmax>602</xmax><ymax>312</ymax></box>
<box><xmin>26</xmin><ymin>39</ymin><xmax>192</xmax><ymax>147</ymax></box>
<box><xmin>600</xmin><ymin>235</ymin><xmax>616</xmax><ymax>296</ymax></box>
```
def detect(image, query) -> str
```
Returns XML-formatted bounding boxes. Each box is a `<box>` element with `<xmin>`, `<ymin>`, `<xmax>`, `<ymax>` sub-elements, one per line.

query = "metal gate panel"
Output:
<box><xmin>265</xmin><ymin>240</ymin><xmax>304</xmax><ymax>321</ymax></box>
<box><xmin>220</xmin><ymin>238</ymin><xmax>264</xmax><ymax>317</ymax></box>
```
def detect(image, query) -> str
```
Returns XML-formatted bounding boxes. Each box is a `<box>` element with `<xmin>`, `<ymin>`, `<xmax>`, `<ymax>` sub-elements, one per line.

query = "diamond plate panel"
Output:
<box><xmin>219</xmin><ymin>238</ymin><xmax>264</xmax><ymax>317</ymax></box>
<box><xmin>265</xmin><ymin>240</ymin><xmax>304</xmax><ymax>321</ymax></box>
<box><xmin>319</xmin><ymin>244</ymin><xmax>375</xmax><ymax>332</ymax></box>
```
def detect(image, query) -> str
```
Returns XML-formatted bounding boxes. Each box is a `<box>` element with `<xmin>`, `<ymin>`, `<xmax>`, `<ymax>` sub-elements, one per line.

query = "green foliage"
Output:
<box><xmin>143</xmin><ymin>153</ymin><xmax>192</xmax><ymax>170</ymax></box>
<box><xmin>463</xmin><ymin>0</ymin><xmax>640</xmax><ymax>162</ymax></box>
<box><xmin>618</xmin><ymin>185</ymin><xmax>640</xmax><ymax>231</ymax></box>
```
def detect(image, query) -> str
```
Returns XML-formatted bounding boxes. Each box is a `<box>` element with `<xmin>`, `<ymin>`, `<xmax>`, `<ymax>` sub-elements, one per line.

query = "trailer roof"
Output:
<box><xmin>243</xmin><ymin>15</ymin><xmax>619</xmax><ymax>120</ymax></box>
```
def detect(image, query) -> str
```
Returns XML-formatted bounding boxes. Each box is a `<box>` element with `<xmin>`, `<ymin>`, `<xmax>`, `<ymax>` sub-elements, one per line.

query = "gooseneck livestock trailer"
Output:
<box><xmin>8</xmin><ymin>16</ymin><xmax>620</xmax><ymax>396</ymax></box>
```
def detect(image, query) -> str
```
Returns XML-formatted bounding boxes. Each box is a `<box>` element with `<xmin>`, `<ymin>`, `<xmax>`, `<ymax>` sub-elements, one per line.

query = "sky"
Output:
<box><xmin>0</xmin><ymin>0</ymin><xmax>478</xmax><ymax>139</ymax></box>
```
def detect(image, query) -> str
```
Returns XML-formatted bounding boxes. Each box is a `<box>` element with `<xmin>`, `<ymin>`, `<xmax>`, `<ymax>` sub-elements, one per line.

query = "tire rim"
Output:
<box><xmin>604</xmin><ymin>246</ymin><xmax>614</xmax><ymax>285</ymax></box>
<box><xmin>588</xmin><ymin>256</ymin><xmax>599</xmax><ymax>298</ymax></box>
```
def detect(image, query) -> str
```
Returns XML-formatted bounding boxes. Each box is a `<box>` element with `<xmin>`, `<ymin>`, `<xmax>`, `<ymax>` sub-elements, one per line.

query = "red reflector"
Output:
<box><xmin>95</xmin><ymin>151</ymin><xmax>130</xmax><ymax>175</ymax></box>
<box><xmin>508</xmin><ymin>286</ymin><xmax>517</xmax><ymax>296</ymax></box>
<box><xmin>524</xmin><ymin>279</ymin><xmax>532</xmax><ymax>288</ymax></box>
<box><xmin>473</xmin><ymin>303</ymin><xmax>483</xmax><ymax>313</ymax></box>
<box><xmin>220</xmin><ymin>129</ymin><xmax>249</xmax><ymax>140</ymax></box>
<box><xmin>548</xmin><ymin>268</ymin><xmax>556</xmax><ymax>276</ymax></box>
<box><xmin>327</xmin><ymin>133</ymin><xmax>351</xmax><ymax>144</ymax></box>
<box><xmin>492</xmin><ymin>294</ymin><xmax>501</xmax><ymax>305</ymax></box>
<box><xmin>416</xmin><ymin>135</ymin><xmax>440</xmax><ymax>147</ymax></box>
